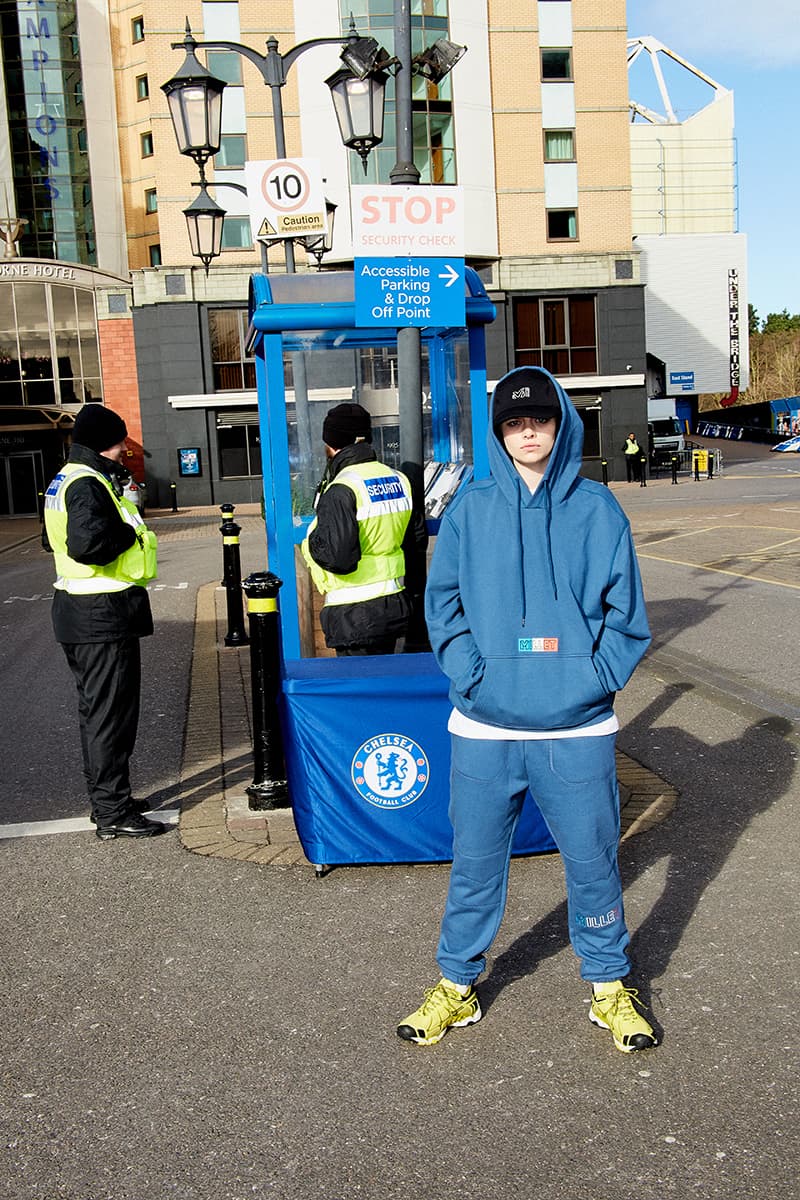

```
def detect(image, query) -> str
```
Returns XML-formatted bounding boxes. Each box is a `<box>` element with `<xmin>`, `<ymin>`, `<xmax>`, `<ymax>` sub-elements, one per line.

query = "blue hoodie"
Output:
<box><xmin>425</xmin><ymin>366</ymin><xmax>651</xmax><ymax>731</ymax></box>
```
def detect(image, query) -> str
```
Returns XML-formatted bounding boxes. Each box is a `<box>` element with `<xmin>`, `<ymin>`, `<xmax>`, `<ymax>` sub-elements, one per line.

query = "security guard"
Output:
<box><xmin>301</xmin><ymin>403</ymin><xmax>426</xmax><ymax>656</ymax></box>
<box><xmin>44</xmin><ymin>404</ymin><xmax>164</xmax><ymax>840</ymax></box>
<box><xmin>622</xmin><ymin>432</ymin><xmax>641</xmax><ymax>482</ymax></box>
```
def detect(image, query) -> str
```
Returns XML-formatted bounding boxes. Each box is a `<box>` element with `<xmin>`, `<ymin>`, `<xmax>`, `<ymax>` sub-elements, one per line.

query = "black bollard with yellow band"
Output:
<box><xmin>220</xmin><ymin>503</ymin><xmax>248</xmax><ymax>647</ymax></box>
<box><xmin>243</xmin><ymin>571</ymin><xmax>289</xmax><ymax>810</ymax></box>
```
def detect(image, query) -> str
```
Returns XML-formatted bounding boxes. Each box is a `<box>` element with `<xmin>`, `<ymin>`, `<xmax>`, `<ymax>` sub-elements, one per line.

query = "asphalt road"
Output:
<box><xmin>1</xmin><ymin>445</ymin><xmax>798</xmax><ymax>1200</ymax></box>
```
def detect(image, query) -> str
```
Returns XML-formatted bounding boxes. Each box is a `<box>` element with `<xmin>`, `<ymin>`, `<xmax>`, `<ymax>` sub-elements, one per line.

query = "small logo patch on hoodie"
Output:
<box><xmin>518</xmin><ymin>637</ymin><xmax>559</xmax><ymax>652</ymax></box>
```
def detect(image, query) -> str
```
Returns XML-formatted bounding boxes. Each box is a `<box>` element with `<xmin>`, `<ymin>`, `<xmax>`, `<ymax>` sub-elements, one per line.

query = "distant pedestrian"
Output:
<box><xmin>623</xmin><ymin>432</ymin><xmax>641</xmax><ymax>482</ymax></box>
<box><xmin>397</xmin><ymin>367</ymin><xmax>658</xmax><ymax>1054</ymax></box>
<box><xmin>301</xmin><ymin>403</ymin><xmax>426</xmax><ymax>656</ymax></box>
<box><xmin>43</xmin><ymin>404</ymin><xmax>164</xmax><ymax>841</ymax></box>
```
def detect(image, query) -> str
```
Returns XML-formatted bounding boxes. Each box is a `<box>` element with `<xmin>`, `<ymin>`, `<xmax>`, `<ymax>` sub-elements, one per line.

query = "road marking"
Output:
<box><xmin>0</xmin><ymin>809</ymin><xmax>180</xmax><ymax>840</ymax></box>
<box><xmin>637</xmin><ymin>552</ymin><xmax>800</xmax><ymax>590</ymax></box>
<box><xmin>1</xmin><ymin>584</ymin><xmax>189</xmax><ymax>606</ymax></box>
<box><xmin>638</xmin><ymin>526</ymin><xmax>718</xmax><ymax>547</ymax></box>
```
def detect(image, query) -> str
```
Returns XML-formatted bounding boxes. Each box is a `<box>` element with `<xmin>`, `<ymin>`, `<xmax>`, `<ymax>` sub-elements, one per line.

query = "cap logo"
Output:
<box><xmin>511</xmin><ymin>386</ymin><xmax>531</xmax><ymax>400</ymax></box>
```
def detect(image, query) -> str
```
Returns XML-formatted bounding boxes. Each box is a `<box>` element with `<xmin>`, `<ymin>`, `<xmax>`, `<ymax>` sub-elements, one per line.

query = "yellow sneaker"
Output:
<box><xmin>397</xmin><ymin>979</ymin><xmax>482</xmax><ymax>1046</ymax></box>
<box><xmin>589</xmin><ymin>980</ymin><xmax>658</xmax><ymax>1052</ymax></box>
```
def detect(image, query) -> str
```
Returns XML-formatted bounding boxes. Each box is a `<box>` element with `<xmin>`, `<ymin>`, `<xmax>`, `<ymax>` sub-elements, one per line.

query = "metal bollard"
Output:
<box><xmin>170</xmin><ymin>480</ymin><xmax>178</xmax><ymax>512</ymax></box>
<box><xmin>671</xmin><ymin>455</ymin><xmax>679</xmax><ymax>485</ymax></box>
<box><xmin>707</xmin><ymin>452</ymin><xmax>715</xmax><ymax>480</ymax></box>
<box><xmin>243</xmin><ymin>572</ymin><xmax>289</xmax><ymax>809</ymax></box>
<box><xmin>639</xmin><ymin>454</ymin><xmax>647</xmax><ymax>487</ymax></box>
<box><xmin>219</xmin><ymin>504</ymin><xmax>248</xmax><ymax>647</ymax></box>
<box><xmin>693</xmin><ymin>453</ymin><xmax>701</xmax><ymax>481</ymax></box>
<box><xmin>601</xmin><ymin>459</ymin><xmax>608</xmax><ymax>486</ymax></box>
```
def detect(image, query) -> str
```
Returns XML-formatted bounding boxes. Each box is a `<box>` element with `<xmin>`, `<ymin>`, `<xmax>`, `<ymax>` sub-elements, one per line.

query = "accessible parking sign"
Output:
<box><xmin>354</xmin><ymin>257</ymin><xmax>465</xmax><ymax>328</ymax></box>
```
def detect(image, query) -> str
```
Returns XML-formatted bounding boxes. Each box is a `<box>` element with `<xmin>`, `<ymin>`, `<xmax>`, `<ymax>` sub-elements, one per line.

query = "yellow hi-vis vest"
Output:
<box><xmin>301</xmin><ymin>461</ymin><xmax>412</xmax><ymax>606</ymax></box>
<box><xmin>44</xmin><ymin>462</ymin><xmax>158</xmax><ymax>593</ymax></box>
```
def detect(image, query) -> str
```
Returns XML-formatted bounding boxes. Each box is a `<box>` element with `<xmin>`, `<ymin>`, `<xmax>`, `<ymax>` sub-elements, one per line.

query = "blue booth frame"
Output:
<box><xmin>248</xmin><ymin>269</ymin><xmax>556</xmax><ymax>867</ymax></box>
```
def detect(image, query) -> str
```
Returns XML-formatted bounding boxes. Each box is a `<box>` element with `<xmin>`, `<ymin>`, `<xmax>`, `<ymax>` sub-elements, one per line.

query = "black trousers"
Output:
<box><xmin>62</xmin><ymin>638</ymin><xmax>141</xmax><ymax>824</ymax></box>
<box><xmin>335</xmin><ymin>636</ymin><xmax>397</xmax><ymax>656</ymax></box>
<box><xmin>625</xmin><ymin>455</ymin><xmax>640</xmax><ymax>482</ymax></box>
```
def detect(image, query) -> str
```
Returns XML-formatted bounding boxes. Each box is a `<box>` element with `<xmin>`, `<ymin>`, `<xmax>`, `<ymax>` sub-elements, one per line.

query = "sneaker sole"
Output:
<box><xmin>588</xmin><ymin>1008</ymin><xmax>657</xmax><ymax>1053</ymax></box>
<box><xmin>398</xmin><ymin>1005</ymin><xmax>482</xmax><ymax>1046</ymax></box>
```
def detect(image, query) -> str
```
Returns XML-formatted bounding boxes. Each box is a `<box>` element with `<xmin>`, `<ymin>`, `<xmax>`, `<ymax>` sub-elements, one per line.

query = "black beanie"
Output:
<box><xmin>322</xmin><ymin>403</ymin><xmax>372</xmax><ymax>450</ymax></box>
<box><xmin>72</xmin><ymin>404</ymin><xmax>128</xmax><ymax>453</ymax></box>
<box><xmin>492</xmin><ymin>368</ymin><xmax>561</xmax><ymax>429</ymax></box>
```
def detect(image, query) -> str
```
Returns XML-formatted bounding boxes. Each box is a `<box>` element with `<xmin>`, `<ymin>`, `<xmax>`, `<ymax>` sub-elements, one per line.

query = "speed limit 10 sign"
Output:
<box><xmin>245</xmin><ymin>158</ymin><xmax>326</xmax><ymax>241</ymax></box>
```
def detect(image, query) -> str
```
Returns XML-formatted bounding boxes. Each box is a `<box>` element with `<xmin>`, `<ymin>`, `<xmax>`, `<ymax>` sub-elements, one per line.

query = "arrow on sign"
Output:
<box><xmin>438</xmin><ymin>263</ymin><xmax>460</xmax><ymax>287</ymax></box>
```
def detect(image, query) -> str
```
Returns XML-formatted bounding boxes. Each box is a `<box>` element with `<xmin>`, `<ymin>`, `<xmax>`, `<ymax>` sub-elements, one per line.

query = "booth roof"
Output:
<box><xmin>247</xmin><ymin>268</ymin><xmax>496</xmax><ymax>340</ymax></box>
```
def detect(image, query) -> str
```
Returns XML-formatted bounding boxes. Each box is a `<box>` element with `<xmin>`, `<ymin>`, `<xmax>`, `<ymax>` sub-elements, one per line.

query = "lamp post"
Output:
<box><xmin>389</xmin><ymin>3</ymin><xmax>466</xmax><ymax>474</ymax></box>
<box><xmin>163</xmin><ymin>21</ymin><xmax>388</xmax><ymax>274</ymax></box>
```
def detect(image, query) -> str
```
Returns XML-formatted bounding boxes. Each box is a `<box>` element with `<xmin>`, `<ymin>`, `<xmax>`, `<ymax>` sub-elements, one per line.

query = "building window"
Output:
<box><xmin>514</xmin><ymin>296</ymin><xmax>597</xmax><ymax>376</ymax></box>
<box><xmin>339</xmin><ymin>0</ymin><xmax>458</xmax><ymax>185</ymax></box>
<box><xmin>208</xmin><ymin>309</ymin><xmax>256</xmax><ymax>390</ymax></box>
<box><xmin>0</xmin><ymin>281</ymin><xmax>103</xmax><ymax>406</ymax></box>
<box><xmin>217</xmin><ymin>135</ymin><xmax>247</xmax><ymax>168</ymax></box>
<box><xmin>541</xmin><ymin>48</ymin><xmax>572</xmax><ymax>80</ymax></box>
<box><xmin>145</xmin><ymin>189</ymin><xmax>158</xmax><ymax>214</ymax></box>
<box><xmin>220</xmin><ymin>217</ymin><xmax>252</xmax><ymax>250</ymax></box>
<box><xmin>131</xmin><ymin>15</ymin><xmax>144</xmax><ymax>42</ymax></box>
<box><xmin>543</xmin><ymin>129</ymin><xmax>575</xmax><ymax>162</ymax></box>
<box><xmin>206</xmin><ymin>51</ymin><xmax>243</xmax><ymax>84</ymax></box>
<box><xmin>77</xmin><ymin>129</ymin><xmax>88</xmax><ymax>154</ymax></box>
<box><xmin>140</xmin><ymin>131</ymin><xmax>154</xmax><ymax>158</ymax></box>
<box><xmin>217</xmin><ymin>416</ymin><xmax>261</xmax><ymax>478</ymax></box>
<box><xmin>149</xmin><ymin>244</ymin><xmax>162</xmax><ymax>267</ymax></box>
<box><xmin>136</xmin><ymin>74</ymin><xmax>149</xmax><ymax>101</ymax></box>
<box><xmin>546</xmin><ymin>209</ymin><xmax>577</xmax><ymax>241</ymax></box>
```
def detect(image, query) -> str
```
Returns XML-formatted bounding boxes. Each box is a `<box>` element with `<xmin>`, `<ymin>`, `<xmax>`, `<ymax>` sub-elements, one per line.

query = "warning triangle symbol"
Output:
<box><xmin>258</xmin><ymin>218</ymin><xmax>279</xmax><ymax>237</ymax></box>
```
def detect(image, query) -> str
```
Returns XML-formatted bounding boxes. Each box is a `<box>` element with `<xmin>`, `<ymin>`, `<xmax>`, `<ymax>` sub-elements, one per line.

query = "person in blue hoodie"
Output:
<box><xmin>397</xmin><ymin>366</ymin><xmax>658</xmax><ymax>1054</ymax></box>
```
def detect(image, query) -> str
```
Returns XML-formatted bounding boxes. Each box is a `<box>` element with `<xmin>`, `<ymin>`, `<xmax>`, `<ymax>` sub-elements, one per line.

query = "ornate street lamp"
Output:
<box><xmin>182</xmin><ymin>184</ymin><xmax>226</xmax><ymax>274</ymax></box>
<box><xmin>163</xmin><ymin>19</ymin><xmax>390</xmax><ymax>272</ymax></box>
<box><xmin>297</xmin><ymin>198</ymin><xmax>338</xmax><ymax>268</ymax></box>
<box><xmin>326</xmin><ymin>65</ymin><xmax>389</xmax><ymax>175</ymax></box>
<box><xmin>162</xmin><ymin>25</ymin><xmax>226</xmax><ymax>174</ymax></box>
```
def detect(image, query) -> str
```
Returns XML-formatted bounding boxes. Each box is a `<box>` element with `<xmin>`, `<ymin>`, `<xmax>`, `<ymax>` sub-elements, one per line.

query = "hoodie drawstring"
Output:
<box><xmin>519</xmin><ymin>478</ymin><xmax>558</xmax><ymax>626</ymax></box>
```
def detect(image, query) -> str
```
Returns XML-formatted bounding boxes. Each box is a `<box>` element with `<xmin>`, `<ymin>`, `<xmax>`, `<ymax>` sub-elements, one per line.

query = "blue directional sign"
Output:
<box><xmin>669</xmin><ymin>370</ymin><xmax>695</xmax><ymax>391</ymax></box>
<box><xmin>354</xmin><ymin>257</ymin><xmax>466</xmax><ymax>328</ymax></box>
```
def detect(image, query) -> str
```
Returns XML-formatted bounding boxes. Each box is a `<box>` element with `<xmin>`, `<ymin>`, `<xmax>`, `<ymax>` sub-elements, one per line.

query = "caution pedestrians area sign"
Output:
<box><xmin>354</xmin><ymin>257</ymin><xmax>465</xmax><ymax>328</ymax></box>
<box><xmin>245</xmin><ymin>158</ymin><xmax>326</xmax><ymax>241</ymax></box>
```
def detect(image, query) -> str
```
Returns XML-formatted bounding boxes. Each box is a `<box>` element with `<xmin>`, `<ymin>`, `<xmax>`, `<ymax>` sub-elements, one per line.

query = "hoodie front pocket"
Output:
<box><xmin>469</xmin><ymin>654</ymin><xmax>609</xmax><ymax>730</ymax></box>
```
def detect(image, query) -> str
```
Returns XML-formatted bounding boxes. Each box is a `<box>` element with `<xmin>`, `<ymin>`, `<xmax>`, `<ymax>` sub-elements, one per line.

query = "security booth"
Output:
<box><xmin>248</xmin><ymin>269</ymin><xmax>556</xmax><ymax>867</ymax></box>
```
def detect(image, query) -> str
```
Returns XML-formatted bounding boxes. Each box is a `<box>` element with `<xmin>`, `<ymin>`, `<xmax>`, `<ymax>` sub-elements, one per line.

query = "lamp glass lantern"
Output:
<box><xmin>162</xmin><ymin>41</ymin><xmax>227</xmax><ymax>165</ymax></box>
<box><xmin>299</xmin><ymin>198</ymin><xmax>338</xmax><ymax>267</ymax></box>
<box><xmin>183</xmin><ymin>185</ymin><xmax>226</xmax><ymax>272</ymax></box>
<box><xmin>326</xmin><ymin>67</ymin><xmax>387</xmax><ymax>172</ymax></box>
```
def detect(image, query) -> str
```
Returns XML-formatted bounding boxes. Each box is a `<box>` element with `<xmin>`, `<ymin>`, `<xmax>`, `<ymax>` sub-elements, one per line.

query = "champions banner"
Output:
<box><xmin>280</xmin><ymin>655</ymin><xmax>556</xmax><ymax>866</ymax></box>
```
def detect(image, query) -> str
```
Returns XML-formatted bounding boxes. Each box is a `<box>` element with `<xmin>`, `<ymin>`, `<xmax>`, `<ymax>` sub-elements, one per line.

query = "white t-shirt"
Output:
<box><xmin>447</xmin><ymin>709</ymin><xmax>618</xmax><ymax>740</ymax></box>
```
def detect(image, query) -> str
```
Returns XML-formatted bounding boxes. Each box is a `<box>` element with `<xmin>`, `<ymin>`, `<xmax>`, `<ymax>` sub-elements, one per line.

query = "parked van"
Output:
<box><xmin>648</xmin><ymin>417</ymin><xmax>685</xmax><ymax>458</ymax></box>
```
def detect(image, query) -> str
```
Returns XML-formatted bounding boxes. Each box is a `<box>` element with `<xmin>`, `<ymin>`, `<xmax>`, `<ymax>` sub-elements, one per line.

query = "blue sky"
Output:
<box><xmin>626</xmin><ymin>0</ymin><xmax>800</xmax><ymax>321</ymax></box>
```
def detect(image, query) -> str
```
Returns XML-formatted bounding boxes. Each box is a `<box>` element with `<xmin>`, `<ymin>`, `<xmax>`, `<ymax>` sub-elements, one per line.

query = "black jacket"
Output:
<box><xmin>307</xmin><ymin>443</ymin><xmax>427</xmax><ymax>649</ymax></box>
<box><xmin>48</xmin><ymin>444</ymin><xmax>154</xmax><ymax>644</ymax></box>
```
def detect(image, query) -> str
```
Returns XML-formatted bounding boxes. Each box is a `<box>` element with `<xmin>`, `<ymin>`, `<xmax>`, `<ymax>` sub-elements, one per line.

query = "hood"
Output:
<box><xmin>487</xmin><ymin>366</ymin><xmax>584</xmax><ymax>612</ymax></box>
<box><xmin>487</xmin><ymin>366</ymin><xmax>583</xmax><ymax>507</ymax></box>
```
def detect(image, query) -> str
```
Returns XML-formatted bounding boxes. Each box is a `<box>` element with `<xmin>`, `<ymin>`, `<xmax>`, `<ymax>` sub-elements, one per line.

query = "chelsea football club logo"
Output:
<box><xmin>351</xmin><ymin>734</ymin><xmax>430</xmax><ymax>810</ymax></box>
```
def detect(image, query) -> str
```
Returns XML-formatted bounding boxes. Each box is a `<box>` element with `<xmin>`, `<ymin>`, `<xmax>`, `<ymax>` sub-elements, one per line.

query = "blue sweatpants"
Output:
<box><xmin>436</xmin><ymin>734</ymin><xmax>630</xmax><ymax>985</ymax></box>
